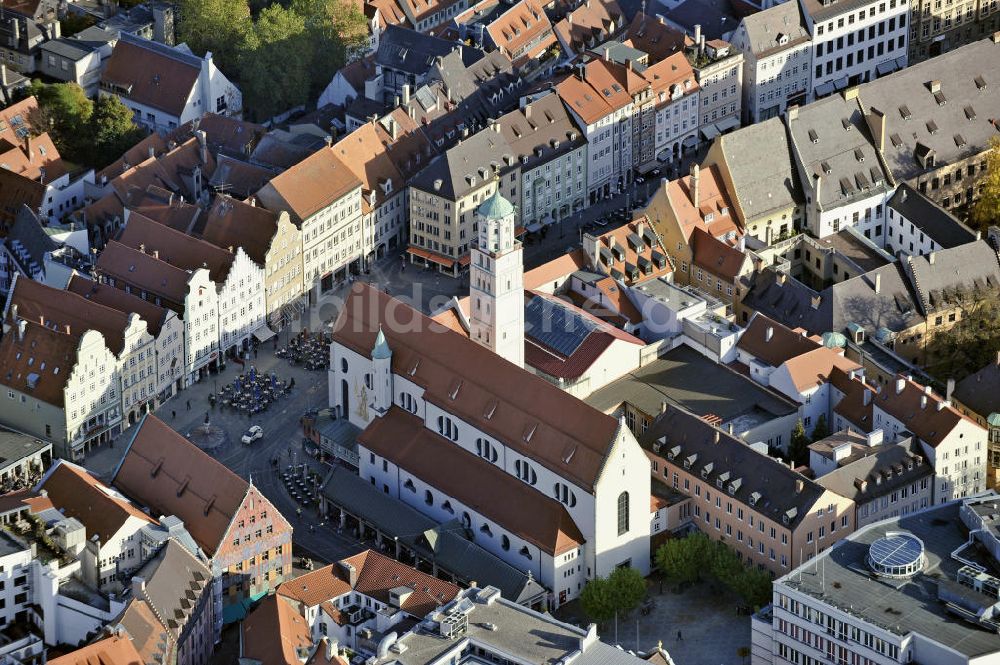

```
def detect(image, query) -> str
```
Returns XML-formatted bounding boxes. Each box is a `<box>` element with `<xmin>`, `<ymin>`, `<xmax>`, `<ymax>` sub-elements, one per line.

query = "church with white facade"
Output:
<box><xmin>328</xmin><ymin>187</ymin><xmax>651</xmax><ymax>606</ymax></box>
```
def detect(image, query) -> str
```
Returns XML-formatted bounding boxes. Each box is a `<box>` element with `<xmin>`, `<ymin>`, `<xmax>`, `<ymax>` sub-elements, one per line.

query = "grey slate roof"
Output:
<box><xmin>953</xmin><ymin>360</ymin><xmax>1000</xmax><ymax>419</ymax></box>
<box><xmin>640</xmin><ymin>404</ymin><xmax>825</xmax><ymax>529</ymax></box>
<box><xmin>585</xmin><ymin>344</ymin><xmax>797</xmax><ymax>422</ymax></box>
<box><xmin>321</xmin><ymin>466</ymin><xmax>544</xmax><ymax>605</ymax></box>
<box><xmin>737</xmin><ymin>0</ymin><xmax>810</xmax><ymax>58</ymax></box>
<box><xmin>741</xmin><ymin>263</ymin><xmax>922</xmax><ymax>336</ymax></box>
<box><xmin>665</xmin><ymin>0</ymin><xmax>741</xmax><ymax>39</ymax></box>
<box><xmin>787</xmin><ymin>92</ymin><xmax>892</xmax><ymax>211</ymax></box>
<box><xmin>888</xmin><ymin>184</ymin><xmax>977</xmax><ymax>250</ymax></box>
<box><xmin>857</xmin><ymin>38</ymin><xmax>1000</xmax><ymax>183</ymax></box>
<box><xmin>376</xmin><ymin>24</ymin><xmax>481</xmax><ymax>75</ymax></box>
<box><xmin>498</xmin><ymin>92</ymin><xmax>586</xmax><ymax>172</ymax></box>
<box><xmin>779</xmin><ymin>501</ymin><xmax>1000</xmax><ymax>658</ymax></box>
<box><xmin>718</xmin><ymin>116</ymin><xmax>803</xmax><ymax>221</ymax></box>
<box><xmin>814</xmin><ymin>439</ymin><xmax>932</xmax><ymax>504</ymax></box>
<box><xmin>5</xmin><ymin>205</ymin><xmax>57</xmax><ymax>275</ymax></box>
<box><xmin>408</xmin><ymin>128</ymin><xmax>516</xmax><ymax>199</ymax></box>
<box><xmin>39</xmin><ymin>37</ymin><xmax>99</xmax><ymax>61</ymax></box>
<box><xmin>904</xmin><ymin>239</ymin><xmax>1000</xmax><ymax>315</ymax></box>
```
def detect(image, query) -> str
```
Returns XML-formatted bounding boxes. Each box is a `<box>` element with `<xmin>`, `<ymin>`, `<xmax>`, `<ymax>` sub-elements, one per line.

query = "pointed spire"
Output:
<box><xmin>372</xmin><ymin>325</ymin><xmax>392</xmax><ymax>360</ymax></box>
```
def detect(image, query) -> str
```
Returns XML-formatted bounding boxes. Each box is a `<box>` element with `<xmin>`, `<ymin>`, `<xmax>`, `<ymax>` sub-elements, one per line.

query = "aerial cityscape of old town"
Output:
<box><xmin>0</xmin><ymin>0</ymin><xmax>997</xmax><ymax>661</ymax></box>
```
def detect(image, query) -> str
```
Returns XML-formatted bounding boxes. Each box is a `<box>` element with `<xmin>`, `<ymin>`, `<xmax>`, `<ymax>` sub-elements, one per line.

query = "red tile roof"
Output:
<box><xmin>256</xmin><ymin>148</ymin><xmax>362</xmax><ymax>224</ymax></box>
<box><xmin>118</xmin><ymin>212</ymin><xmax>236</xmax><ymax>285</ymax></box>
<box><xmin>333</xmin><ymin>283</ymin><xmax>621</xmax><ymax>490</ymax></box>
<box><xmin>48</xmin><ymin>634</ymin><xmax>144</xmax><ymax>665</ymax></box>
<box><xmin>690</xmin><ymin>227</ymin><xmax>748</xmax><ymax>281</ymax></box>
<box><xmin>360</xmin><ymin>407</ymin><xmax>586</xmax><ymax>555</ymax></box>
<box><xmin>736</xmin><ymin>313</ymin><xmax>821</xmax><ymax>367</ymax></box>
<box><xmin>241</xmin><ymin>595</ymin><xmax>348</xmax><ymax>665</ymax></box>
<box><xmin>0</xmin><ymin>319</ymin><xmax>77</xmax><ymax>407</ymax></box>
<box><xmin>101</xmin><ymin>40</ymin><xmax>201</xmax><ymax>117</ymax></box>
<box><xmin>66</xmin><ymin>275</ymin><xmax>170</xmax><ymax>338</ymax></box>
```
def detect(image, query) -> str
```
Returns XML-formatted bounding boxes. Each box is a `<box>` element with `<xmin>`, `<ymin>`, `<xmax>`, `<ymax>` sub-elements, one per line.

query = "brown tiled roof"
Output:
<box><xmin>101</xmin><ymin>40</ymin><xmax>200</xmax><ymax>116</ymax></box>
<box><xmin>589</xmin><ymin>220</ymin><xmax>673</xmax><ymax>286</ymax></box>
<box><xmin>523</xmin><ymin>248</ymin><xmax>588</xmax><ymax>290</ymax></box>
<box><xmin>110</xmin><ymin>138</ymin><xmax>216</xmax><ymax>204</ymax></box>
<box><xmin>0</xmin><ymin>319</ymin><xmax>77</xmax><ymax>407</ymax></box>
<box><xmin>552</xmin><ymin>0</ymin><xmax>624</xmax><ymax>52</ymax></box>
<box><xmin>646</xmin><ymin>165</ymin><xmax>741</xmax><ymax>243</ymax></box>
<box><xmin>333</xmin><ymin>283</ymin><xmax>621</xmax><ymax>490</ymax></box>
<box><xmin>8</xmin><ymin>277</ymin><xmax>133</xmax><ymax>355</ymax></box>
<box><xmin>555</xmin><ymin>59</ymin><xmax>631</xmax><ymax>125</ymax></box>
<box><xmin>623</xmin><ymin>13</ymin><xmax>685</xmax><ymax>60</ymax></box>
<box><xmin>96</xmin><ymin>240</ymin><xmax>195</xmax><ymax>306</ymax></box>
<box><xmin>79</xmin><ymin>192</ymin><xmax>126</xmax><ymax>232</ymax></box>
<box><xmin>123</xmin><ymin>185</ymin><xmax>201</xmax><ymax>233</ymax></box>
<box><xmin>48</xmin><ymin>634</ymin><xmax>144</xmax><ymax>665</ymax></box>
<box><xmin>736</xmin><ymin>313</ymin><xmax>821</xmax><ymax>367</ymax></box>
<box><xmin>485</xmin><ymin>0</ymin><xmax>555</xmax><ymax>65</ymax></box>
<box><xmin>169</xmin><ymin>113</ymin><xmax>266</xmax><ymax>156</ymax></box>
<box><xmin>0</xmin><ymin>97</ymin><xmax>43</xmax><ymax>140</ymax></box>
<box><xmin>343</xmin><ymin>550</ymin><xmax>460</xmax><ymax>616</ymax></box>
<box><xmin>66</xmin><ymin>275</ymin><xmax>170</xmax><ymax>337</ymax></box>
<box><xmin>690</xmin><ymin>227</ymin><xmax>747</xmax><ymax>281</ymax></box>
<box><xmin>209</xmin><ymin>155</ymin><xmax>274</xmax><ymax>199</ymax></box>
<box><xmin>118</xmin><ymin>212</ymin><xmax>236</xmax><ymax>284</ymax></box>
<box><xmin>0</xmin><ymin>489</ymin><xmax>48</xmax><ymax>517</ymax></box>
<box><xmin>277</xmin><ymin>565</ymin><xmax>352</xmax><ymax>607</ymax></box>
<box><xmin>241</xmin><ymin>595</ymin><xmax>347</xmax><ymax>665</ymax></box>
<box><xmin>112</xmin><ymin>415</ymin><xmax>250</xmax><ymax>556</ymax></box>
<box><xmin>782</xmin><ymin>347</ymin><xmax>861</xmax><ymax>393</ymax></box>
<box><xmin>0</xmin><ymin>167</ymin><xmax>46</xmax><ymax>222</ymax></box>
<box><xmin>197</xmin><ymin>195</ymin><xmax>278</xmax><ymax>267</ymax></box>
<box><xmin>41</xmin><ymin>462</ymin><xmax>156</xmax><ymax>543</ymax></box>
<box><xmin>116</xmin><ymin>599</ymin><xmax>169</xmax><ymax>664</ymax></box>
<box><xmin>0</xmin><ymin>132</ymin><xmax>66</xmax><ymax>182</ymax></box>
<box><xmin>97</xmin><ymin>133</ymin><xmax>169</xmax><ymax>183</ymax></box>
<box><xmin>361</xmin><ymin>407</ymin><xmax>585</xmax><ymax>554</ymax></box>
<box><xmin>256</xmin><ymin>148</ymin><xmax>361</xmax><ymax>224</ymax></box>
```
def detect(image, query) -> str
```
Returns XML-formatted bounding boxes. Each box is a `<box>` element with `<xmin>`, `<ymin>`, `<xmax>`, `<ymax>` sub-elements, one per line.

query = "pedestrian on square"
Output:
<box><xmin>171</xmin><ymin>410</ymin><xmax>176</xmax><ymax>420</ymax></box>
<box><xmin>186</xmin><ymin>400</ymin><xmax>191</xmax><ymax>411</ymax></box>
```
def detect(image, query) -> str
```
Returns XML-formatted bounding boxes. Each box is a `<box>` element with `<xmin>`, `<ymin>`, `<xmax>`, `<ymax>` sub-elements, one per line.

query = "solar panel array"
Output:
<box><xmin>869</xmin><ymin>533</ymin><xmax>923</xmax><ymax>569</ymax></box>
<box><xmin>524</xmin><ymin>296</ymin><xmax>596</xmax><ymax>357</ymax></box>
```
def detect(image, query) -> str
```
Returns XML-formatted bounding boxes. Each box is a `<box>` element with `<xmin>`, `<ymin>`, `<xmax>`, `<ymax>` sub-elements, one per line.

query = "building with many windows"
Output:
<box><xmin>908</xmin><ymin>0</ymin><xmax>1000</xmax><ymax>61</ymax></box>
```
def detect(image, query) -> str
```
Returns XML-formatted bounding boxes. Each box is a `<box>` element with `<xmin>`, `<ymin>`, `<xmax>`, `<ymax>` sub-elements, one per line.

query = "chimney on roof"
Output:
<box><xmin>946</xmin><ymin>378</ymin><xmax>955</xmax><ymax>402</ymax></box>
<box><xmin>765</xmin><ymin>326</ymin><xmax>773</xmax><ymax>342</ymax></box>
<box><xmin>787</xmin><ymin>105</ymin><xmax>798</xmax><ymax>121</ymax></box>
<box><xmin>148</xmin><ymin>145</ymin><xmax>155</xmax><ymax>159</ymax></box>
<box><xmin>0</xmin><ymin>64</ymin><xmax>7</xmax><ymax>88</ymax></box>
<box><xmin>402</xmin><ymin>84</ymin><xmax>411</xmax><ymax>105</ymax></box>
<box><xmin>863</xmin><ymin>389</ymin><xmax>872</xmax><ymax>406</ymax></box>
<box><xmin>16</xmin><ymin>319</ymin><xmax>25</xmax><ymax>342</ymax></box>
<box><xmin>869</xmin><ymin>107</ymin><xmax>886</xmax><ymax>153</ymax></box>
<box><xmin>777</xmin><ymin>271</ymin><xmax>787</xmax><ymax>286</ymax></box>
<box><xmin>810</xmin><ymin>295</ymin><xmax>821</xmax><ymax>310</ymax></box>
<box><xmin>153</xmin><ymin>249</ymin><xmax>159</xmax><ymax>259</ymax></box>
<box><xmin>661</xmin><ymin>400</ymin><xmax>668</xmax><ymax>413</ymax></box>
<box><xmin>694</xmin><ymin>24</ymin><xmax>701</xmax><ymax>45</ymax></box>
<box><xmin>524</xmin><ymin>102</ymin><xmax>532</xmax><ymax>119</ymax></box>
<box><xmin>794</xmin><ymin>479</ymin><xmax>804</xmax><ymax>494</ymax></box>
<box><xmin>195</xmin><ymin>129</ymin><xmax>208</xmax><ymax>164</ymax></box>
<box><xmin>900</xmin><ymin>187</ymin><xmax>908</xmax><ymax>203</ymax></box>
<box><xmin>323</xmin><ymin>637</ymin><xmax>339</xmax><ymax>661</ymax></box>
<box><xmin>896</xmin><ymin>377</ymin><xmax>905</xmax><ymax>394</ymax></box>
<box><xmin>727</xmin><ymin>422</ymin><xmax>733</xmax><ymax>434</ymax></box>
<box><xmin>928</xmin><ymin>80</ymin><xmax>941</xmax><ymax>94</ymax></box>
<box><xmin>813</xmin><ymin>173</ymin><xmax>822</xmax><ymax>209</ymax></box>
<box><xmin>874</xmin><ymin>272</ymin><xmax>881</xmax><ymax>294</ymax></box>
<box><xmin>713</xmin><ymin>430</ymin><xmax>720</xmax><ymax>444</ymax></box>
<box><xmin>690</xmin><ymin>163</ymin><xmax>700</xmax><ymax>207</ymax></box>
<box><xmin>132</xmin><ymin>576</ymin><xmax>146</xmax><ymax>599</ymax></box>
<box><xmin>603</xmin><ymin>46</ymin><xmax>611</xmax><ymax>59</ymax></box>
<box><xmin>928</xmin><ymin>251</ymin><xmax>936</xmax><ymax>265</ymax></box>
<box><xmin>64</xmin><ymin>323</ymin><xmax>70</xmax><ymax>335</ymax></box>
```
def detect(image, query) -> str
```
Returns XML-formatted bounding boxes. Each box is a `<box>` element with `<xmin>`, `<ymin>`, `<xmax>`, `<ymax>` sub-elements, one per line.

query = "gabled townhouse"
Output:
<box><xmin>456</xmin><ymin>0</ymin><xmax>558</xmax><ymax>67</ymax></box>
<box><xmin>581</xmin><ymin>219</ymin><xmax>674</xmax><ymax>288</ymax></box>
<box><xmin>497</xmin><ymin>93</ymin><xmax>588</xmax><ymax>230</ymax></box>
<box><xmin>6</xmin><ymin>277</ymin><xmax>159</xmax><ymax>427</ymax></box>
<box><xmin>856</xmin><ymin>37</ymin><xmax>1000</xmax><ymax>216</ymax></box>
<box><xmin>80</xmin><ymin>135</ymin><xmax>216</xmax><ymax>248</ymax></box>
<box><xmin>885</xmin><ymin>183</ymin><xmax>978</xmax><ymax>257</ymax></box>
<box><xmin>95</xmin><ymin>241</ymin><xmax>219</xmax><ymax>386</ymax></box>
<box><xmin>255</xmin><ymin>147</ymin><xmax>364</xmax><ymax>302</ymax></box>
<box><xmin>99</xmin><ymin>32</ymin><xmax>242</xmax><ymax>132</ymax></box>
<box><xmin>240</xmin><ymin>594</ymin><xmax>349</xmax><ymax>665</ymax></box>
<box><xmin>729</xmin><ymin>0</ymin><xmax>812</xmax><ymax>123</ymax></box>
<box><xmin>908</xmin><ymin>0</ymin><xmax>1000</xmax><ymax>61</ymax></box>
<box><xmin>831</xmin><ymin>370</ymin><xmax>987</xmax><ymax>502</ymax></box>
<box><xmin>786</xmin><ymin>89</ymin><xmax>893</xmax><ymax>242</ymax></box>
<box><xmin>65</xmin><ymin>274</ymin><xmax>186</xmax><ymax>404</ymax></box>
<box><xmin>332</xmin><ymin>112</ymin><xmax>431</xmax><ymax>267</ymax></box>
<box><xmin>115</xmin><ymin>539</ymin><xmax>215</xmax><ymax>665</ymax></box>
<box><xmin>331</xmin><ymin>282</ymin><xmax>651</xmax><ymax>606</ymax></box>
<box><xmin>735</xmin><ymin>312</ymin><xmax>863</xmax><ymax>437</ymax></box>
<box><xmin>395</xmin><ymin>0</ymin><xmax>473</xmax><ymax>33</ymax></box>
<box><xmin>112</xmin><ymin>414</ymin><xmax>294</xmax><ymax>628</ymax></box>
<box><xmin>640</xmin><ymin>404</ymin><xmax>856</xmax><ymax>574</ymax></box>
<box><xmin>197</xmin><ymin>195</ymin><xmax>304</xmax><ymax>330</ymax></box>
<box><xmin>0</xmin><ymin>0</ymin><xmax>59</xmax><ymax>73</ymax></box>
<box><xmin>276</xmin><ymin>549</ymin><xmax>460</xmax><ymax>650</ymax></box>
<box><xmin>0</xmin><ymin>297</ymin><xmax>122</xmax><ymax>461</ymax></box>
<box><xmin>703</xmin><ymin>116</ymin><xmax>806</xmax><ymax>244</ymax></box>
<box><xmin>406</xmin><ymin>127</ymin><xmax>519</xmax><ymax>272</ymax></box>
<box><xmin>799</xmin><ymin>0</ymin><xmax>909</xmax><ymax>99</ymax></box>
<box><xmin>48</xmin><ymin>634</ymin><xmax>145</xmax><ymax>665</ymax></box>
<box><xmin>685</xmin><ymin>34</ymin><xmax>744</xmax><ymax>139</ymax></box>
<box><xmin>556</xmin><ymin>59</ymin><xmax>634</xmax><ymax>203</ymax></box>
<box><xmin>809</xmin><ymin>430</ymin><xmax>934</xmax><ymax>527</ymax></box>
<box><xmin>364</xmin><ymin>0</ymin><xmax>413</xmax><ymax>52</ymax></box>
<box><xmin>38</xmin><ymin>36</ymin><xmax>111</xmax><ymax>95</ymax></box>
<box><xmin>116</xmin><ymin>213</ymin><xmax>265</xmax><ymax>359</ymax></box>
<box><xmin>552</xmin><ymin>0</ymin><xmax>626</xmax><ymax>56</ymax></box>
<box><xmin>371</xmin><ymin>26</ymin><xmax>480</xmax><ymax>105</ymax></box>
<box><xmin>37</xmin><ymin>460</ymin><xmax>157</xmax><ymax>593</ymax></box>
<box><xmin>686</xmin><ymin>228</ymin><xmax>755</xmax><ymax>311</ymax></box>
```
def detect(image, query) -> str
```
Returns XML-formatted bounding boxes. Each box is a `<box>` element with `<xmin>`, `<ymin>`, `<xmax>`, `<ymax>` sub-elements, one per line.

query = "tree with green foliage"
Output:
<box><xmin>923</xmin><ymin>295</ymin><xmax>1000</xmax><ymax>380</ymax></box>
<box><xmin>607</xmin><ymin>566</ymin><xmax>646</xmax><ymax>613</ymax></box>
<box><xmin>237</xmin><ymin>5</ymin><xmax>314</xmax><ymax>121</ymax></box>
<box><xmin>88</xmin><ymin>95</ymin><xmax>146</xmax><ymax>168</ymax></box>
<box><xmin>291</xmin><ymin>0</ymin><xmax>369</xmax><ymax>97</ymax></box>
<box><xmin>788</xmin><ymin>419</ymin><xmax>809</xmax><ymax>467</ymax></box>
<box><xmin>728</xmin><ymin>567</ymin><xmax>773</xmax><ymax>609</ymax></box>
<box><xmin>655</xmin><ymin>532</ymin><xmax>711</xmax><ymax>585</ymax></box>
<box><xmin>810</xmin><ymin>413</ymin><xmax>830</xmax><ymax>442</ymax></box>
<box><xmin>175</xmin><ymin>0</ymin><xmax>252</xmax><ymax>74</ymax></box>
<box><xmin>579</xmin><ymin>576</ymin><xmax>616</xmax><ymax>623</ymax></box>
<box><xmin>970</xmin><ymin>136</ymin><xmax>1000</xmax><ymax>231</ymax></box>
<box><xmin>25</xmin><ymin>81</ymin><xmax>93</xmax><ymax>162</ymax></box>
<box><xmin>60</xmin><ymin>12</ymin><xmax>97</xmax><ymax>37</ymax></box>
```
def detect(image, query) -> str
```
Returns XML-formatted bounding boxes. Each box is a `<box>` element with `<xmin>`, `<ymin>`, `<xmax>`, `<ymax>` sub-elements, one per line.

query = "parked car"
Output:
<box><xmin>242</xmin><ymin>425</ymin><xmax>264</xmax><ymax>444</ymax></box>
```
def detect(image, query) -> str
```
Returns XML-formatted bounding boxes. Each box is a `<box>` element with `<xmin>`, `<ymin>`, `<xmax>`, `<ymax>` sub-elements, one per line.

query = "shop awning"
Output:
<box><xmin>832</xmin><ymin>76</ymin><xmax>849</xmax><ymax>91</ymax></box>
<box><xmin>875</xmin><ymin>60</ymin><xmax>897</xmax><ymax>76</ymax></box>
<box><xmin>716</xmin><ymin>115</ymin><xmax>740</xmax><ymax>133</ymax></box>
<box><xmin>253</xmin><ymin>326</ymin><xmax>276</xmax><ymax>343</ymax></box>
<box><xmin>700</xmin><ymin>124</ymin><xmax>721</xmax><ymax>141</ymax></box>
<box><xmin>526</xmin><ymin>221</ymin><xmax>545</xmax><ymax>233</ymax></box>
<box><xmin>814</xmin><ymin>81</ymin><xmax>836</xmax><ymax>97</ymax></box>
<box><xmin>682</xmin><ymin>135</ymin><xmax>699</xmax><ymax>147</ymax></box>
<box><xmin>458</xmin><ymin>254</ymin><xmax>471</xmax><ymax>267</ymax></box>
<box><xmin>407</xmin><ymin>246</ymin><xmax>455</xmax><ymax>268</ymax></box>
